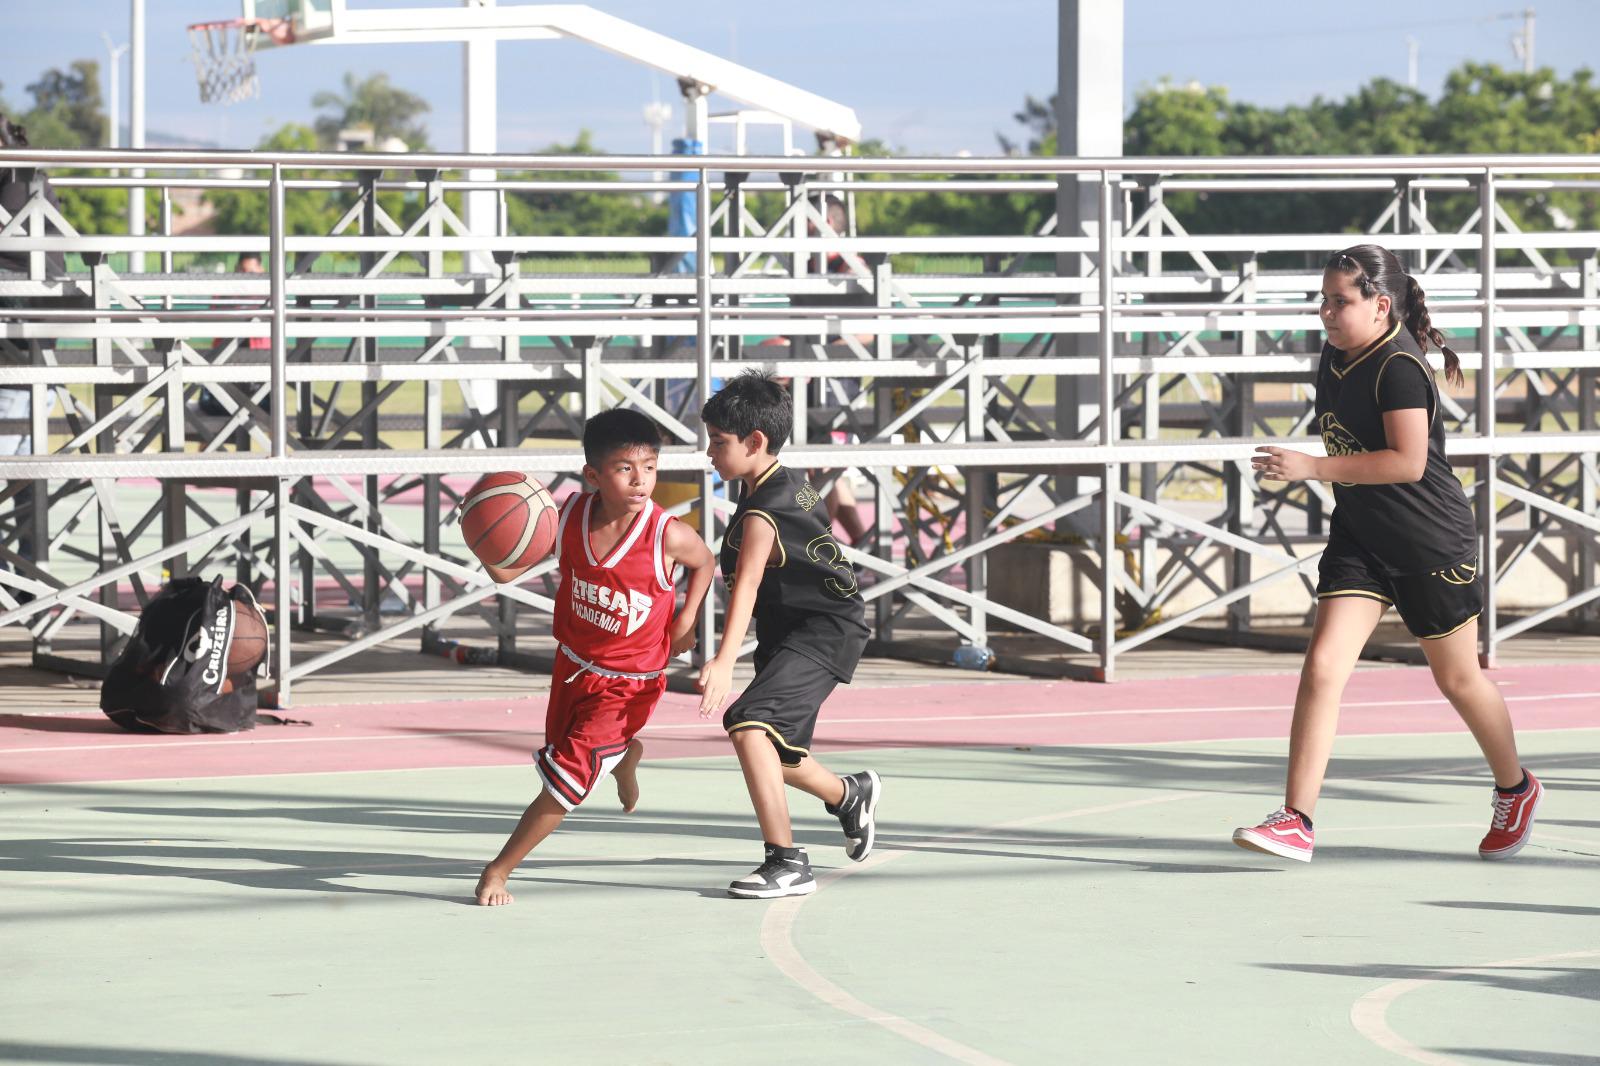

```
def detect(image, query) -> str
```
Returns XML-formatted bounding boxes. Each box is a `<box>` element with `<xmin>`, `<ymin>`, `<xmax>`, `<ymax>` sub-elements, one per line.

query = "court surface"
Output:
<box><xmin>3</xmin><ymin>663</ymin><xmax>1597</xmax><ymax>1066</ymax></box>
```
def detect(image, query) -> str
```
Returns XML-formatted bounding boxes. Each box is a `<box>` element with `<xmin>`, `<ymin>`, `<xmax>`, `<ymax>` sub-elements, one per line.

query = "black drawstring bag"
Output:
<box><xmin>100</xmin><ymin>575</ymin><xmax>268</xmax><ymax>734</ymax></box>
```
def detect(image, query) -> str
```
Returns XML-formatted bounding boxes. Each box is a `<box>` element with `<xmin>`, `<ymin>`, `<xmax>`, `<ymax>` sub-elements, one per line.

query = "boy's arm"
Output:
<box><xmin>663</xmin><ymin>519</ymin><xmax>715</xmax><ymax>655</ymax></box>
<box><xmin>482</xmin><ymin>560</ymin><xmax>533</xmax><ymax>585</ymax></box>
<box><xmin>698</xmin><ymin>515</ymin><xmax>776</xmax><ymax>718</ymax></box>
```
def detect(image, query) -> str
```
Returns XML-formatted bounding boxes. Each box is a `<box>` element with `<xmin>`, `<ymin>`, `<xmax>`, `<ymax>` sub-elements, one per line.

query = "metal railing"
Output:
<box><xmin>2</xmin><ymin>148</ymin><xmax>1598</xmax><ymax>690</ymax></box>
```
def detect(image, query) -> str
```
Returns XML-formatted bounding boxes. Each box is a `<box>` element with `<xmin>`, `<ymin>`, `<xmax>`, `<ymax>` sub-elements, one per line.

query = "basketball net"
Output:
<box><xmin>188</xmin><ymin>18</ymin><xmax>293</xmax><ymax>105</ymax></box>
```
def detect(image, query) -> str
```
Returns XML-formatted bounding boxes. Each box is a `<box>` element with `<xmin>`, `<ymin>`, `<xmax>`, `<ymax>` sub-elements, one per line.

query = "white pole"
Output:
<box><xmin>463</xmin><ymin>0</ymin><xmax>498</xmax><ymax>426</ymax></box>
<box><xmin>463</xmin><ymin>0</ymin><xmax>497</xmax><ymax>274</ymax></box>
<box><xmin>102</xmin><ymin>34</ymin><xmax>128</xmax><ymax>149</ymax></box>
<box><xmin>1406</xmin><ymin>36</ymin><xmax>1418</xmax><ymax>89</ymax></box>
<box><xmin>1523</xmin><ymin>7</ymin><xmax>1535</xmax><ymax>74</ymax></box>
<box><xmin>129</xmin><ymin>0</ymin><xmax>146</xmax><ymax>273</ymax></box>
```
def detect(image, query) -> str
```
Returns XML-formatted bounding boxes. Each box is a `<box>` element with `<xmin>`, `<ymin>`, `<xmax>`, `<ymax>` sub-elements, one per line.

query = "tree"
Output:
<box><xmin>312</xmin><ymin>72</ymin><xmax>431</xmax><ymax>150</ymax></box>
<box><xmin>1112</xmin><ymin>63</ymin><xmax>1600</xmax><ymax>245</ymax></box>
<box><xmin>504</xmin><ymin>130</ymin><xmax>667</xmax><ymax>239</ymax></box>
<box><xmin>7</xmin><ymin>61</ymin><xmax>135</xmax><ymax>238</ymax></box>
<box><xmin>997</xmin><ymin>94</ymin><xmax>1056</xmax><ymax>156</ymax></box>
<box><xmin>206</xmin><ymin>124</ymin><xmax>345</xmax><ymax>244</ymax></box>
<box><xmin>25</xmin><ymin>60</ymin><xmax>106</xmax><ymax>146</ymax></box>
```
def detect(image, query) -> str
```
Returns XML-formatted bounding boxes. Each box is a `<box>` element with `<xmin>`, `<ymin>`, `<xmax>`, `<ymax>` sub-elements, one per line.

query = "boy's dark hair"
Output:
<box><xmin>701</xmin><ymin>369</ymin><xmax>791</xmax><ymax>454</ymax></box>
<box><xmin>582</xmin><ymin>408</ymin><xmax>662</xmax><ymax>467</ymax></box>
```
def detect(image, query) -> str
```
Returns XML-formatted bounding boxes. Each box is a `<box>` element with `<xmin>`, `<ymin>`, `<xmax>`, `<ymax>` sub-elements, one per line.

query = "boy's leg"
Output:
<box><xmin>613</xmin><ymin>737</ymin><xmax>645</xmax><ymax>814</ymax></box>
<box><xmin>475</xmin><ymin>789</ymin><xmax>567</xmax><ymax>906</ymax></box>
<box><xmin>782</xmin><ymin>757</ymin><xmax>845</xmax><ymax>806</ymax></box>
<box><xmin>732</xmin><ymin>727</ymin><xmax>795</xmax><ymax>847</ymax></box>
<box><xmin>789</xmin><ymin>756</ymin><xmax>882</xmax><ymax>862</ymax></box>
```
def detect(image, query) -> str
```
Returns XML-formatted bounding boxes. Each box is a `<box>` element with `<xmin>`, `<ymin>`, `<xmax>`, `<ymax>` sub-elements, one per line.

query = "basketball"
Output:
<box><xmin>461</xmin><ymin>472</ymin><xmax>560</xmax><ymax>572</ymax></box>
<box><xmin>227</xmin><ymin>597</ymin><xmax>269</xmax><ymax>675</ymax></box>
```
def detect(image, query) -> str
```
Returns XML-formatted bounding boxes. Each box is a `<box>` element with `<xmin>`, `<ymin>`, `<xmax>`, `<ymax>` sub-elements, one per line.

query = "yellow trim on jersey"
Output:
<box><xmin>1421</xmin><ymin>612</ymin><xmax>1480</xmax><ymax>640</ymax></box>
<box><xmin>740</xmin><ymin>509</ymin><xmax>787</xmax><ymax>568</ymax></box>
<box><xmin>1373</xmin><ymin>350</ymin><xmax>1438</xmax><ymax>428</ymax></box>
<box><xmin>752</xmin><ymin>461</ymin><xmax>783</xmax><ymax>489</ymax></box>
<box><xmin>727</xmin><ymin>720</ymin><xmax>810</xmax><ymax>760</ymax></box>
<box><xmin>1317</xmin><ymin>589</ymin><xmax>1394</xmax><ymax>605</ymax></box>
<box><xmin>1331</xmin><ymin>320</ymin><xmax>1402</xmax><ymax>380</ymax></box>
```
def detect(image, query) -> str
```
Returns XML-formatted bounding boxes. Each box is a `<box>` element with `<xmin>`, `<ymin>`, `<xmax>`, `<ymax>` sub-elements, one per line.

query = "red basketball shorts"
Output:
<box><xmin>535</xmin><ymin>665</ymin><xmax>667</xmax><ymax>811</ymax></box>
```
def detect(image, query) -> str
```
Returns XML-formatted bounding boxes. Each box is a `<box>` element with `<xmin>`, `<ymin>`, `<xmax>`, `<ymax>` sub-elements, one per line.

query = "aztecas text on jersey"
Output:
<box><xmin>552</xmin><ymin>493</ymin><xmax>679</xmax><ymax>674</ymax></box>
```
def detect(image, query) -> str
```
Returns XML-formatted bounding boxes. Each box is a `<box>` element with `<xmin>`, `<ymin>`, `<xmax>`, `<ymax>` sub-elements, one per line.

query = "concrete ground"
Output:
<box><xmin>3</xmin><ymin>613</ymin><xmax>1598</xmax><ymax>1065</ymax></box>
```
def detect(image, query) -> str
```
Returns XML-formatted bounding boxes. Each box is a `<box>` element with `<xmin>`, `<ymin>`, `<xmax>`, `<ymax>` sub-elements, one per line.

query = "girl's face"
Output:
<box><xmin>1320</xmin><ymin>268</ymin><xmax>1391</xmax><ymax>353</ymax></box>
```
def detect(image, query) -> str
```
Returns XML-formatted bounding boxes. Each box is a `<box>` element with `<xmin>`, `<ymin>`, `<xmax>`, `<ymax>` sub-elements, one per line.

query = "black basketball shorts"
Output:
<box><xmin>1316</xmin><ymin>523</ymin><xmax>1482</xmax><ymax>640</ymax></box>
<box><xmin>723</xmin><ymin>647</ymin><xmax>839</xmax><ymax>766</ymax></box>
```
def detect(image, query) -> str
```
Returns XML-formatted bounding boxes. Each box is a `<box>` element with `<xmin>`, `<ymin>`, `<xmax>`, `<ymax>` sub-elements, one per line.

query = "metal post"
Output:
<box><xmin>695</xmin><ymin>164</ymin><xmax>715</xmax><ymax>660</ymax></box>
<box><xmin>1478</xmin><ymin>170</ymin><xmax>1498</xmax><ymax>668</ymax></box>
<box><xmin>1098</xmin><ymin>170</ymin><xmax>1118</xmax><ymax>681</ymax></box>
<box><xmin>965</xmin><ymin>337</ymin><xmax>987</xmax><ymax>643</ymax></box>
<box><xmin>1581</xmin><ymin>256</ymin><xmax>1599</xmax><ymax>622</ymax></box>
<box><xmin>128</xmin><ymin>0</ymin><xmax>145</xmax><ymax>273</ymax></box>
<box><xmin>1227</xmin><ymin>260</ymin><xmax>1257</xmax><ymax>632</ymax></box>
<box><xmin>360</xmin><ymin>173</ymin><xmax>381</xmax><ymax>634</ymax></box>
<box><xmin>269</xmin><ymin>162</ymin><xmax>292</xmax><ymax>703</ymax></box>
<box><xmin>159</xmin><ymin>187</ymin><xmax>172</xmax><ymax>290</ymax></box>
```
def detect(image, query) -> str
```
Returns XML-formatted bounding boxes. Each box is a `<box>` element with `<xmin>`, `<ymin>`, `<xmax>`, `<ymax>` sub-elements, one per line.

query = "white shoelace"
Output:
<box><xmin>1262</xmin><ymin>806</ymin><xmax>1299</xmax><ymax>826</ymax></box>
<box><xmin>1490</xmin><ymin>791</ymin><xmax>1515</xmax><ymax>830</ymax></box>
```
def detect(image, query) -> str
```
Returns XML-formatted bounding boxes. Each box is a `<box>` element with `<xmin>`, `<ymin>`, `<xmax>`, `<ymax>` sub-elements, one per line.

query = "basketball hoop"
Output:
<box><xmin>188</xmin><ymin>18</ymin><xmax>293</xmax><ymax>105</ymax></box>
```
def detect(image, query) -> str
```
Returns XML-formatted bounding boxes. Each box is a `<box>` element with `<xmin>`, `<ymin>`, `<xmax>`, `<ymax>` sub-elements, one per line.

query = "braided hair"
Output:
<box><xmin>1326</xmin><ymin>244</ymin><xmax>1463</xmax><ymax>387</ymax></box>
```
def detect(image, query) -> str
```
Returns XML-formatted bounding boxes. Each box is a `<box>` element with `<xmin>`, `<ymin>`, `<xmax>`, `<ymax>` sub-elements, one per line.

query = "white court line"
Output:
<box><xmin>1350</xmin><ymin>948</ymin><xmax>1600</xmax><ymax>1066</ymax></box>
<box><xmin>758</xmin><ymin>791</ymin><xmax>1205</xmax><ymax>1066</ymax></box>
<box><xmin>755</xmin><ymin>745</ymin><xmax>1600</xmax><ymax>1065</ymax></box>
<box><xmin>5</xmin><ymin>689</ymin><xmax>1598</xmax><ymax>757</ymax></box>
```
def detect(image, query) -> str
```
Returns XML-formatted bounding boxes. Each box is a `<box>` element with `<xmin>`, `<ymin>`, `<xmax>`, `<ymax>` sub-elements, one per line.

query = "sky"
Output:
<box><xmin>0</xmin><ymin>0</ymin><xmax>1596</xmax><ymax>156</ymax></box>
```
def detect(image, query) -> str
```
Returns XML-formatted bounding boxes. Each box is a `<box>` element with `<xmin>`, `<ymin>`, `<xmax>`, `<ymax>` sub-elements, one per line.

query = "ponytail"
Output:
<box><xmin>1403</xmin><ymin>273</ymin><xmax>1462</xmax><ymax>388</ymax></box>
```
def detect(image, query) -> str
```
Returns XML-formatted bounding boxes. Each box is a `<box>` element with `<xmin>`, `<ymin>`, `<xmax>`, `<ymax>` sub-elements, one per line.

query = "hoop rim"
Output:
<box><xmin>186</xmin><ymin>15</ymin><xmax>295</xmax><ymax>44</ymax></box>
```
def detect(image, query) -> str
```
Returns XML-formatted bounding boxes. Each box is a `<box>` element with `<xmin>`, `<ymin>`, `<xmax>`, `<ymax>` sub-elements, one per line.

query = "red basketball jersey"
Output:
<box><xmin>551</xmin><ymin>493</ymin><xmax>678</xmax><ymax>673</ymax></box>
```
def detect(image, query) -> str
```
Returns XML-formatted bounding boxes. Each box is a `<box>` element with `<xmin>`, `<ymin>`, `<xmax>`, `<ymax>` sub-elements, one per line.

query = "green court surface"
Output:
<box><xmin>3</xmin><ymin>729</ymin><xmax>1597</xmax><ymax>1065</ymax></box>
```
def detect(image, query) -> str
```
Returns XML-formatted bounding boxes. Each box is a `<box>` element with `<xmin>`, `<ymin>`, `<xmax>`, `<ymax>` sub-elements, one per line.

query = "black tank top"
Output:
<box><xmin>1314</xmin><ymin>322</ymin><xmax>1477</xmax><ymax>574</ymax></box>
<box><xmin>721</xmin><ymin>462</ymin><xmax>869</xmax><ymax>681</ymax></box>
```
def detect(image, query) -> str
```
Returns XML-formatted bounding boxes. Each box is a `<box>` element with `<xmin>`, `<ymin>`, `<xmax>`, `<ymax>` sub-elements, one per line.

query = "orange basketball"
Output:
<box><xmin>228</xmin><ymin>597</ymin><xmax>269</xmax><ymax>675</ymax></box>
<box><xmin>461</xmin><ymin>472</ymin><xmax>560</xmax><ymax>572</ymax></box>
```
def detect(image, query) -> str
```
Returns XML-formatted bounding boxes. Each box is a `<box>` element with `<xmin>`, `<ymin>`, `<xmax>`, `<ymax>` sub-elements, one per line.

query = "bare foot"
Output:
<box><xmin>475</xmin><ymin>865</ymin><xmax>514</xmax><ymax>906</ymax></box>
<box><xmin>614</xmin><ymin>738</ymin><xmax>644</xmax><ymax>813</ymax></box>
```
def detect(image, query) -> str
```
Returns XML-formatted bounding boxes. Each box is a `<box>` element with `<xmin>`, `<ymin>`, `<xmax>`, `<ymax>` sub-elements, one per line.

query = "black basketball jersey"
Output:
<box><xmin>721</xmin><ymin>462</ymin><xmax>869</xmax><ymax>682</ymax></box>
<box><xmin>1313</xmin><ymin>321</ymin><xmax>1477</xmax><ymax>574</ymax></box>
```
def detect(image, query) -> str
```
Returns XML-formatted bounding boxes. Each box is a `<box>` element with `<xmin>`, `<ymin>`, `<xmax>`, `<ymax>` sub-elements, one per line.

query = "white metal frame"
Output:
<box><xmin>2</xmin><ymin>147</ymin><xmax>1599</xmax><ymax>697</ymax></box>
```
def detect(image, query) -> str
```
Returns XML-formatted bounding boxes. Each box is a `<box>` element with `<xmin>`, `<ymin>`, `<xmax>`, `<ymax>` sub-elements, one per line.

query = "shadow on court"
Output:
<box><xmin>1436</xmin><ymin>1052</ymin><xmax>1600</xmax><ymax>1065</ymax></box>
<box><xmin>1259</xmin><ymin>960</ymin><xmax>1600</xmax><ymax>1002</ymax></box>
<box><xmin>1425</xmin><ymin>899</ymin><xmax>1600</xmax><ymax>917</ymax></box>
<box><xmin>0</xmin><ymin>836</ymin><xmax>740</xmax><ymax>906</ymax></box>
<box><xmin>0</xmin><ymin>1044</ymin><xmax>353</xmax><ymax>1066</ymax></box>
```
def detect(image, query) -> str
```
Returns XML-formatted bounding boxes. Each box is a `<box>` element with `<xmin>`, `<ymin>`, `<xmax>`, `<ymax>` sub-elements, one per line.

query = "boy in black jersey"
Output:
<box><xmin>698</xmin><ymin>370</ymin><xmax>880</xmax><ymax>898</ymax></box>
<box><xmin>1235</xmin><ymin>244</ymin><xmax>1540</xmax><ymax>864</ymax></box>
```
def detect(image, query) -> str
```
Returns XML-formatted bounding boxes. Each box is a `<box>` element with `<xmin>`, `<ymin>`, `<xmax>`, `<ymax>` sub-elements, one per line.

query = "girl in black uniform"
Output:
<box><xmin>1234</xmin><ymin>244</ymin><xmax>1541</xmax><ymax>863</ymax></box>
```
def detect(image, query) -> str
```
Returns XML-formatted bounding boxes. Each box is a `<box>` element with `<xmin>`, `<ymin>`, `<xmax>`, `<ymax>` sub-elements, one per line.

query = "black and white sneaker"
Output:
<box><xmin>827</xmin><ymin>770</ymin><xmax>881</xmax><ymax>862</ymax></box>
<box><xmin>728</xmin><ymin>844</ymin><xmax>816</xmax><ymax>899</ymax></box>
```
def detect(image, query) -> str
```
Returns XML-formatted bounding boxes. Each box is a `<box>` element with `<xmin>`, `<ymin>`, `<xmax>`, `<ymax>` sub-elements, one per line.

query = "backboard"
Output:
<box><xmin>242</xmin><ymin>0</ymin><xmax>340</xmax><ymax>46</ymax></box>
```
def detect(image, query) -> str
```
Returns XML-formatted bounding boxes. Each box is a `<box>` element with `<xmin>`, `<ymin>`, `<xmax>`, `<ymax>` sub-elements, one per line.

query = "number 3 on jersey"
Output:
<box><xmin>806</xmin><ymin>533</ymin><xmax>858</xmax><ymax>598</ymax></box>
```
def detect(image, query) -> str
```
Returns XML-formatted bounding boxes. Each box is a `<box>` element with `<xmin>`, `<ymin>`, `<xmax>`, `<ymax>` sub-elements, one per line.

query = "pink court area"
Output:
<box><xmin>3</xmin><ymin>663</ymin><xmax>1595</xmax><ymax>786</ymax></box>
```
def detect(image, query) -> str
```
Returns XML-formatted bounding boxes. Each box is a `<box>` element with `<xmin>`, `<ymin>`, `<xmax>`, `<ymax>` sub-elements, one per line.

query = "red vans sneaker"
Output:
<box><xmin>1479</xmin><ymin>771</ymin><xmax>1542</xmax><ymax>860</ymax></box>
<box><xmin>1233</xmin><ymin>806</ymin><xmax>1315</xmax><ymax>862</ymax></box>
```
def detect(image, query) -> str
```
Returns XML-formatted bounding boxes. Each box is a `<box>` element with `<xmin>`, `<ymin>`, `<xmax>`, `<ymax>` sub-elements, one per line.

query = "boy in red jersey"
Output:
<box><xmin>474</xmin><ymin>409</ymin><xmax>714</xmax><ymax>906</ymax></box>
